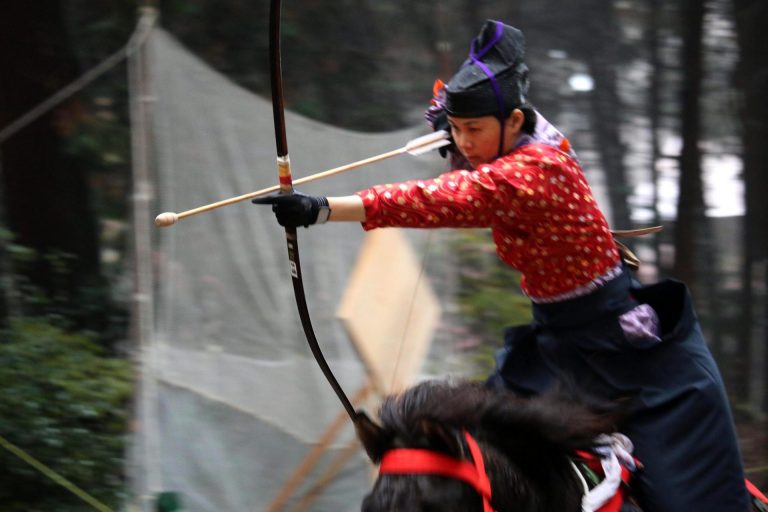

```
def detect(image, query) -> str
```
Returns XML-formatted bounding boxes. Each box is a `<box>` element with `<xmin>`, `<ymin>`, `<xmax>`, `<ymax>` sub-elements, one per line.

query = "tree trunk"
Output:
<box><xmin>732</xmin><ymin>0</ymin><xmax>768</xmax><ymax>412</ymax></box>
<box><xmin>672</xmin><ymin>0</ymin><xmax>728</xmax><ymax>362</ymax></box>
<box><xmin>672</xmin><ymin>0</ymin><xmax>707</xmax><ymax>288</ymax></box>
<box><xmin>580</xmin><ymin>1</ymin><xmax>632</xmax><ymax>230</ymax></box>
<box><xmin>646</xmin><ymin>0</ymin><xmax>664</xmax><ymax>277</ymax></box>
<box><xmin>0</xmin><ymin>2</ymin><xmax>103</xmax><ymax>320</ymax></box>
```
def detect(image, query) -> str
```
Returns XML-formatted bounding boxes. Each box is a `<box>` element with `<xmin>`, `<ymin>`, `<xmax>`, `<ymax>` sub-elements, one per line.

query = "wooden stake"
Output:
<box><xmin>265</xmin><ymin>384</ymin><xmax>372</xmax><ymax>512</ymax></box>
<box><xmin>289</xmin><ymin>437</ymin><xmax>364</xmax><ymax>512</ymax></box>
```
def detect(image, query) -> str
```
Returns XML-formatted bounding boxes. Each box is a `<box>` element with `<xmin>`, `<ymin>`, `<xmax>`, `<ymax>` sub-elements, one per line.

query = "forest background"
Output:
<box><xmin>0</xmin><ymin>0</ymin><xmax>766</xmax><ymax>510</ymax></box>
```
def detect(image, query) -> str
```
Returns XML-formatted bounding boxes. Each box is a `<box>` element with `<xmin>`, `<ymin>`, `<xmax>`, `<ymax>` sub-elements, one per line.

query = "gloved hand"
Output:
<box><xmin>252</xmin><ymin>191</ymin><xmax>330</xmax><ymax>228</ymax></box>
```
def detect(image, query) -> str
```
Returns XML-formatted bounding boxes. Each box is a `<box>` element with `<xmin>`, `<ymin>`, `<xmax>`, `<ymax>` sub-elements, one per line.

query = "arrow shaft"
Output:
<box><xmin>174</xmin><ymin>146</ymin><xmax>407</xmax><ymax>221</ymax></box>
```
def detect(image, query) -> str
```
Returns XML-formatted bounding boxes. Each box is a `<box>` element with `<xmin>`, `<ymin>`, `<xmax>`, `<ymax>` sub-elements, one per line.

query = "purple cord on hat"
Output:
<box><xmin>472</xmin><ymin>21</ymin><xmax>505</xmax><ymax>60</ymax></box>
<box><xmin>467</xmin><ymin>21</ymin><xmax>508</xmax><ymax>157</ymax></box>
<box><xmin>468</xmin><ymin>22</ymin><xmax>507</xmax><ymax>121</ymax></box>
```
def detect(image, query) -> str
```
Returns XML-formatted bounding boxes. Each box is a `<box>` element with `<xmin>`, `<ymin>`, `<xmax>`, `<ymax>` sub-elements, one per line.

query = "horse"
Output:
<box><xmin>355</xmin><ymin>379</ymin><xmax>635</xmax><ymax>512</ymax></box>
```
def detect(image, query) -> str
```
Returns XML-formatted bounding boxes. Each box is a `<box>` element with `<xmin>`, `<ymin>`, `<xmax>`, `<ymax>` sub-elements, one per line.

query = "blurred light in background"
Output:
<box><xmin>568</xmin><ymin>72</ymin><xmax>594</xmax><ymax>92</ymax></box>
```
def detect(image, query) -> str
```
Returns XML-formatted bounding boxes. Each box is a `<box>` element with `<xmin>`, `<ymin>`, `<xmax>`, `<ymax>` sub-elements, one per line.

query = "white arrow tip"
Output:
<box><xmin>155</xmin><ymin>212</ymin><xmax>179</xmax><ymax>227</ymax></box>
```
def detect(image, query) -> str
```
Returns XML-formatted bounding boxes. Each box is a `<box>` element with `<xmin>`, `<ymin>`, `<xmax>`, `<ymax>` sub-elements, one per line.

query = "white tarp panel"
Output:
<box><xmin>130</xmin><ymin>26</ymin><xmax>457</xmax><ymax>512</ymax></box>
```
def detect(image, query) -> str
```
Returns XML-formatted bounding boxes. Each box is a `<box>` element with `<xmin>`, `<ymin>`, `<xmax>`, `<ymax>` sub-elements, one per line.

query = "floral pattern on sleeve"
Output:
<box><xmin>356</xmin><ymin>143</ymin><xmax>621</xmax><ymax>299</ymax></box>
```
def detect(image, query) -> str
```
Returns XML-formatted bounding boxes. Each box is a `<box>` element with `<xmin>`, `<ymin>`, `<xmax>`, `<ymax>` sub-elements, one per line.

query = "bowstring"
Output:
<box><xmin>389</xmin><ymin>229</ymin><xmax>436</xmax><ymax>392</ymax></box>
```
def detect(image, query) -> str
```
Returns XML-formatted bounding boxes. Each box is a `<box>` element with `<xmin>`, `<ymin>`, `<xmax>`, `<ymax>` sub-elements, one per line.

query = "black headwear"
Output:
<box><xmin>444</xmin><ymin>21</ymin><xmax>529</xmax><ymax>119</ymax></box>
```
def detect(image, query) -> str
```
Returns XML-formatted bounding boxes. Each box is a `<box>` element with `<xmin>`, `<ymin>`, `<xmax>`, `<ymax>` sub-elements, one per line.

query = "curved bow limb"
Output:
<box><xmin>268</xmin><ymin>0</ymin><xmax>359</xmax><ymax>422</ymax></box>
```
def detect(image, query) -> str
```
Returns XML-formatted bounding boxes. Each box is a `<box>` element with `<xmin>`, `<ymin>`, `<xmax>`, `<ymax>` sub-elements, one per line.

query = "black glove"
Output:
<box><xmin>252</xmin><ymin>191</ymin><xmax>330</xmax><ymax>228</ymax></box>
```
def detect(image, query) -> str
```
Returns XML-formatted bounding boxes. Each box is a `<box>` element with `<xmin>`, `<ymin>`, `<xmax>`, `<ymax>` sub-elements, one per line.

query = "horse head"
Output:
<box><xmin>357</xmin><ymin>380</ymin><xmax>622</xmax><ymax>512</ymax></box>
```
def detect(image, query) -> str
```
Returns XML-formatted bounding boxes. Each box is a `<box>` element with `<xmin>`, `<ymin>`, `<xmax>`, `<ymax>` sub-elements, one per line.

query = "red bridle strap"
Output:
<box><xmin>379</xmin><ymin>431</ymin><xmax>493</xmax><ymax>512</ymax></box>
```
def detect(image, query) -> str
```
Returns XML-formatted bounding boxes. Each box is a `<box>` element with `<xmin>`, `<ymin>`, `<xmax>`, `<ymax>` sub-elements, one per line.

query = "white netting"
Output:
<box><xmin>129</xmin><ymin>24</ymin><xmax>462</xmax><ymax>512</ymax></box>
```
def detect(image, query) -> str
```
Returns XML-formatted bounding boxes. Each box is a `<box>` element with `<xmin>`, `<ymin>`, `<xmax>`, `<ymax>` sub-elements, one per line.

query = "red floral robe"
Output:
<box><xmin>357</xmin><ymin>143</ymin><xmax>621</xmax><ymax>300</ymax></box>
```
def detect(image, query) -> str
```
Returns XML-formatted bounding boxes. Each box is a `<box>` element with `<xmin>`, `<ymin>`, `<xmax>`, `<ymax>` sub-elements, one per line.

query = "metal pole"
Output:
<box><xmin>128</xmin><ymin>7</ymin><xmax>163</xmax><ymax>510</ymax></box>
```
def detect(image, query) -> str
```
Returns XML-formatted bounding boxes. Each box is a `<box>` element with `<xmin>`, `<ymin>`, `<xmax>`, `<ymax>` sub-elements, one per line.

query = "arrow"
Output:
<box><xmin>155</xmin><ymin>130</ymin><xmax>450</xmax><ymax>227</ymax></box>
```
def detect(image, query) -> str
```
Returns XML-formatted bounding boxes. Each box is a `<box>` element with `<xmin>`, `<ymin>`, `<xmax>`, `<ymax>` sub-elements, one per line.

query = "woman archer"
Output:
<box><xmin>254</xmin><ymin>20</ymin><xmax>750</xmax><ymax>512</ymax></box>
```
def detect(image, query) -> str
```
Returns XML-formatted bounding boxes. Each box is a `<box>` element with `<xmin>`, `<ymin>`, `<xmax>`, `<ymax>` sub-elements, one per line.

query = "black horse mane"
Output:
<box><xmin>358</xmin><ymin>379</ymin><xmax>622</xmax><ymax>512</ymax></box>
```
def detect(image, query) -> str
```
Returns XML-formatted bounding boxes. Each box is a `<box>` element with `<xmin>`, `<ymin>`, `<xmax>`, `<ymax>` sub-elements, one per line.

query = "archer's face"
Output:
<box><xmin>448</xmin><ymin>111</ymin><xmax>524</xmax><ymax>168</ymax></box>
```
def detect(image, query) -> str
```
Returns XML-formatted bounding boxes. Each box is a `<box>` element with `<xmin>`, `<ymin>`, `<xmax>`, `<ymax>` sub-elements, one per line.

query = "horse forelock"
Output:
<box><xmin>361</xmin><ymin>427</ymin><xmax>554</xmax><ymax>512</ymax></box>
<box><xmin>377</xmin><ymin>380</ymin><xmax>493</xmax><ymax>445</ymax></box>
<box><xmin>362</xmin><ymin>379</ymin><xmax>616</xmax><ymax>512</ymax></box>
<box><xmin>361</xmin><ymin>381</ymin><xmax>501</xmax><ymax>511</ymax></box>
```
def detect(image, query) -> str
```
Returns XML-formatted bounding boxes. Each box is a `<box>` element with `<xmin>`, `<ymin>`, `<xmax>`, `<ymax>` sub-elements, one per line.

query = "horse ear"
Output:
<box><xmin>354</xmin><ymin>411</ymin><xmax>391</xmax><ymax>463</ymax></box>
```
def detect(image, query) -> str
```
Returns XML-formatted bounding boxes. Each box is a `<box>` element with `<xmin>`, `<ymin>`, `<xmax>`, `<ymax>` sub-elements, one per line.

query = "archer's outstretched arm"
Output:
<box><xmin>328</xmin><ymin>196</ymin><xmax>365</xmax><ymax>222</ymax></box>
<box><xmin>253</xmin><ymin>192</ymin><xmax>365</xmax><ymax>227</ymax></box>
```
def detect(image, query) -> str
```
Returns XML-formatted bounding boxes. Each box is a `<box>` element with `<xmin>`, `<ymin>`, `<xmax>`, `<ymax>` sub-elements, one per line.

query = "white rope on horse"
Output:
<box><xmin>576</xmin><ymin>433</ymin><xmax>636</xmax><ymax>512</ymax></box>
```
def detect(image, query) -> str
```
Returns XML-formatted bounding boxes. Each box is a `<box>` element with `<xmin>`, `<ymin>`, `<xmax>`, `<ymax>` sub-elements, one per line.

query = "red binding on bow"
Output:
<box><xmin>379</xmin><ymin>431</ymin><xmax>493</xmax><ymax>512</ymax></box>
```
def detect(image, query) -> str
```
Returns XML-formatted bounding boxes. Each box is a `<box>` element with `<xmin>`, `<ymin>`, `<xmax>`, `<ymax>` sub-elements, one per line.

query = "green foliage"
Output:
<box><xmin>58</xmin><ymin>84</ymin><xmax>133</xmax><ymax>222</ymax></box>
<box><xmin>450</xmin><ymin>230</ymin><xmax>531</xmax><ymax>378</ymax></box>
<box><xmin>0</xmin><ymin>228</ymin><xmax>130</xmax><ymax>510</ymax></box>
<box><xmin>1</xmin><ymin>229</ymin><xmax>127</xmax><ymax>347</ymax></box>
<box><xmin>0</xmin><ymin>318</ymin><xmax>132</xmax><ymax>511</ymax></box>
